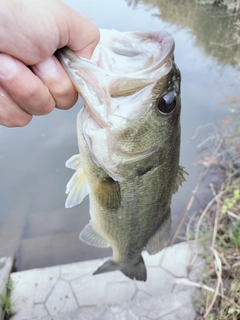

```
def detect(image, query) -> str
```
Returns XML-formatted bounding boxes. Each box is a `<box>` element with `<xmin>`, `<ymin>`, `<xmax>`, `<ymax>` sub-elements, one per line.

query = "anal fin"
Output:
<box><xmin>80</xmin><ymin>223</ymin><xmax>109</xmax><ymax>248</ymax></box>
<box><xmin>146</xmin><ymin>211</ymin><xmax>171</xmax><ymax>255</ymax></box>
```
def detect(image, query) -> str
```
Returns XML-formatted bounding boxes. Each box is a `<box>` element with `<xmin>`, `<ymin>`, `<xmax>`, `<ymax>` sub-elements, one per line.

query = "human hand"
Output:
<box><xmin>0</xmin><ymin>0</ymin><xmax>100</xmax><ymax>127</ymax></box>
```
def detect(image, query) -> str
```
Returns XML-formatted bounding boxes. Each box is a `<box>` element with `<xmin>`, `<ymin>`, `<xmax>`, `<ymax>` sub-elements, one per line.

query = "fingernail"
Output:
<box><xmin>0</xmin><ymin>54</ymin><xmax>17</xmax><ymax>78</ymax></box>
<box><xmin>35</xmin><ymin>57</ymin><xmax>57</xmax><ymax>76</ymax></box>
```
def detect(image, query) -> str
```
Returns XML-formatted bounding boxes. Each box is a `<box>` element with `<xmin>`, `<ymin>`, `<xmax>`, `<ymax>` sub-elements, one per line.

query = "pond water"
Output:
<box><xmin>0</xmin><ymin>0</ymin><xmax>239</xmax><ymax>271</ymax></box>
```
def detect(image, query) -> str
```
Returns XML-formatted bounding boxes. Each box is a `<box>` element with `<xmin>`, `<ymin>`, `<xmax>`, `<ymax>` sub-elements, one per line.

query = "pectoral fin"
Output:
<box><xmin>95</xmin><ymin>177</ymin><xmax>121</xmax><ymax>209</ymax></box>
<box><xmin>146</xmin><ymin>211</ymin><xmax>171</xmax><ymax>255</ymax></box>
<box><xmin>66</xmin><ymin>154</ymin><xmax>81</xmax><ymax>170</ymax></box>
<box><xmin>65</xmin><ymin>168</ymin><xmax>89</xmax><ymax>208</ymax></box>
<box><xmin>80</xmin><ymin>223</ymin><xmax>109</xmax><ymax>248</ymax></box>
<box><xmin>174</xmin><ymin>166</ymin><xmax>188</xmax><ymax>193</ymax></box>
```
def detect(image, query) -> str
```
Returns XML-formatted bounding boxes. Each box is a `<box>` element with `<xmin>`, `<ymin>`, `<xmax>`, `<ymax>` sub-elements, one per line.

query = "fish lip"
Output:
<box><xmin>128</xmin><ymin>30</ymin><xmax>175</xmax><ymax>76</ymax></box>
<box><xmin>57</xmin><ymin>30</ymin><xmax>174</xmax><ymax>79</ymax></box>
<box><xmin>56</xmin><ymin>48</ymin><xmax>97</xmax><ymax>68</ymax></box>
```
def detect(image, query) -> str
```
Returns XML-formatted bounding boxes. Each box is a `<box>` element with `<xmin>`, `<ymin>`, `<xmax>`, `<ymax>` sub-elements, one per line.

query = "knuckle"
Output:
<box><xmin>35</xmin><ymin>94</ymin><xmax>55</xmax><ymax>115</ymax></box>
<box><xmin>5</xmin><ymin>76</ymin><xmax>55</xmax><ymax>115</ymax></box>
<box><xmin>14</xmin><ymin>115</ymin><xmax>32</xmax><ymax>127</ymax></box>
<box><xmin>51</xmin><ymin>79</ymin><xmax>78</xmax><ymax>109</ymax></box>
<box><xmin>5</xmin><ymin>75</ymin><xmax>41</xmax><ymax>102</ymax></box>
<box><xmin>2</xmin><ymin>71</ymin><xmax>38</xmax><ymax>100</ymax></box>
<box><xmin>0</xmin><ymin>113</ymin><xmax>32</xmax><ymax>128</ymax></box>
<box><xmin>93</xmin><ymin>25</ymin><xmax>100</xmax><ymax>45</ymax></box>
<box><xmin>21</xmin><ymin>82</ymin><xmax>41</xmax><ymax>101</ymax></box>
<box><xmin>52</xmin><ymin>78</ymin><xmax>71</xmax><ymax>97</ymax></box>
<box><xmin>0</xmin><ymin>91</ymin><xmax>11</xmax><ymax>105</ymax></box>
<box><xmin>0</xmin><ymin>90</ymin><xmax>33</xmax><ymax>127</ymax></box>
<box><xmin>56</xmin><ymin>94</ymin><xmax>78</xmax><ymax>110</ymax></box>
<box><xmin>22</xmin><ymin>85</ymin><xmax>55</xmax><ymax>116</ymax></box>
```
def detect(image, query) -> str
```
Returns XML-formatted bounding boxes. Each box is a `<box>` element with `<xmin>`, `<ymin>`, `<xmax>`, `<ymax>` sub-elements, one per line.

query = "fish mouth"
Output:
<box><xmin>95</xmin><ymin>30</ymin><xmax>174</xmax><ymax>76</ymax></box>
<box><xmin>58</xmin><ymin>30</ymin><xmax>174</xmax><ymax>77</ymax></box>
<box><xmin>57</xmin><ymin>30</ymin><xmax>174</xmax><ymax>127</ymax></box>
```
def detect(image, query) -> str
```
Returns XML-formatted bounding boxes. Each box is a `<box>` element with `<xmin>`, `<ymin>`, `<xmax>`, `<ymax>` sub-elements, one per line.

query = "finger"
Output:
<box><xmin>0</xmin><ymin>53</ymin><xmax>55</xmax><ymax>116</ymax></box>
<box><xmin>32</xmin><ymin>56</ymin><xmax>78</xmax><ymax>110</ymax></box>
<box><xmin>0</xmin><ymin>85</ymin><xmax>32</xmax><ymax>127</ymax></box>
<box><xmin>67</xmin><ymin>13</ymin><xmax>100</xmax><ymax>59</ymax></box>
<box><xmin>57</xmin><ymin>7</ymin><xmax>100</xmax><ymax>59</ymax></box>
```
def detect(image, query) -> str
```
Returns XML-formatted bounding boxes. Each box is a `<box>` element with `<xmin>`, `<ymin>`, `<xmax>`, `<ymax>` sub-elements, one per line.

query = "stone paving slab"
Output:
<box><xmin>0</xmin><ymin>257</ymin><xmax>14</xmax><ymax>320</ymax></box>
<box><xmin>9</xmin><ymin>241</ymin><xmax>204</xmax><ymax>320</ymax></box>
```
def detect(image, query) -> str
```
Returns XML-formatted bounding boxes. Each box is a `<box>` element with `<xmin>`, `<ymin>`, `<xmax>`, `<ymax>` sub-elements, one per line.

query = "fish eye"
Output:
<box><xmin>157</xmin><ymin>91</ymin><xmax>176</xmax><ymax>115</ymax></box>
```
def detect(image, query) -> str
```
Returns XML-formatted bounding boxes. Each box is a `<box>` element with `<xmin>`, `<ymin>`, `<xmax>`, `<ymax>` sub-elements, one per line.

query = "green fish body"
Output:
<box><xmin>57</xmin><ymin>29</ymin><xmax>186</xmax><ymax>281</ymax></box>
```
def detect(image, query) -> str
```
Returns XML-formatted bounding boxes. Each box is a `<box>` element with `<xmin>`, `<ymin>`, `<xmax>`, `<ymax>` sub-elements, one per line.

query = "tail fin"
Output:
<box><xmin>93</xmin><ymin>256</ymin><xmax>147</xmax><ymax>281</ymax></box>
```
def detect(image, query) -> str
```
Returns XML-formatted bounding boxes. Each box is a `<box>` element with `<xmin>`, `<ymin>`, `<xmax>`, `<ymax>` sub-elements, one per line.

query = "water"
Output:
<box><xmin>0</xmin><ymin>0</ymin><xmax>239</xmax><ymax>270</ymax></box>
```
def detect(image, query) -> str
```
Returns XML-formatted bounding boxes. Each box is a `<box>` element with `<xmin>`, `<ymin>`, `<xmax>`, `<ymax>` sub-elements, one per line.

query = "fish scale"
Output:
<box><xmin>56</xmin><ymin>29</ymin><xmax>186</xmax><ymax>281</ymax></box>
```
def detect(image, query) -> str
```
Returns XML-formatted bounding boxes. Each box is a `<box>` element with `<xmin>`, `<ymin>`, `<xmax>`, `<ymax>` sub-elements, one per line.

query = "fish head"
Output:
<box><xmin>57</xmin><ymin>29</ymin><xmax>181</xmax><ymax>181</ymax></box>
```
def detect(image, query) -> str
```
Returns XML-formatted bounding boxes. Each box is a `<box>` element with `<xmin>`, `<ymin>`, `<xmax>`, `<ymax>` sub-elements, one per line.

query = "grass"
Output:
<box><xmin>194</xmin><ymin>104</ymin><xmax>240</xmax><ymax>319</ymax></box>
<box><xmin>172</xmin><ymin>100</ymin><xmax>240</xmax><ymax>319</ymax></box>
<box><xmin>194</xmin><ymin>178</ymin><xmax>240</xmax><ymax>319</ymax></box>
<box><xmin>0</xmin><ymin>279</ymin><xmax>13</xmax><ymax>320</ymax></box>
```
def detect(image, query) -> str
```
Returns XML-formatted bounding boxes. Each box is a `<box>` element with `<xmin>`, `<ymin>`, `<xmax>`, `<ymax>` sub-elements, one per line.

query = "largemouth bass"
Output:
<box><xmin>57</xmin><ymin>29</ymin><xmax>185</xmax><ymax>282</ymax></box>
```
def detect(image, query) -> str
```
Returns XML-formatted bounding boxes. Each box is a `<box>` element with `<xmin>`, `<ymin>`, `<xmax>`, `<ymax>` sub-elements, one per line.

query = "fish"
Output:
<box><xmin>56</xmin><ymin>29</ymin><xmax>186</xmax><ymax>282</ymax></box>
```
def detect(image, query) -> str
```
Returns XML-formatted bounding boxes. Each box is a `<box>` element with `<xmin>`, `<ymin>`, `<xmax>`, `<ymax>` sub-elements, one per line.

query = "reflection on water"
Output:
<box><xmin>127</xmin><ymin>0</ymin><xmax>240</xmax><ymax>65</ymax></box>
<box><xmin>0</xmin><ymin>0</ymin><xmax>239</xmax><ymax>271</ymax></box>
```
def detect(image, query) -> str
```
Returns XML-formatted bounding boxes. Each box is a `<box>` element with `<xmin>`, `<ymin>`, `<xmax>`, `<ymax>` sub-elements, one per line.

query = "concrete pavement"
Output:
<box><xmin>3</xmin><ymin>241</ymin><xmax>204</xmax><ymax>320</ymax></box>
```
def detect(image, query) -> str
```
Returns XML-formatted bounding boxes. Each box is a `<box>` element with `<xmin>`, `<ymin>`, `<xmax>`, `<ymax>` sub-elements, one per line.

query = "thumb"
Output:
<box><xmin>57</xmin><ymin>4</ymin><xmax>100</xmax><ymax>59</ymax></box>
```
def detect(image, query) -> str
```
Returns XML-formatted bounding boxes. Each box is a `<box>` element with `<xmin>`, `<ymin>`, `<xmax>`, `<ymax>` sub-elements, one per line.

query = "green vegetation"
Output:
<box><xmin>171</xmin><ymin>97</ymin><xmax>240</xmax><ymax>319</ymax></box>
<box><xmin>196</xmin><ymin>0</ymin><xmax>240</xmax><ymax>12</ymax></box>
<box><xmin>191</xmin><ymin>103</ymin><xmax>240</xmax><ymax>319</ymax></box>
<box><xmin>195</xmin><ymin>176</ymin><xmax>240</xmax><ymax>319</ymax></box>
<box><xmin>1</xmin><ymin>279</ymin><xmax>13</xmax><ymax>320</ymax></box>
